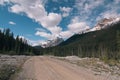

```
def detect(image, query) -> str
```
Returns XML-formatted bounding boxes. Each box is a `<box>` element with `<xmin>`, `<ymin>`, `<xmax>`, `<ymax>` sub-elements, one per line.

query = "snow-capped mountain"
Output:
<box><xmin>78</xmin><ymin>17</ymin><xmax>120</xmax><ymax>34</ymax></box>
<box><xmin>90</xmin><ymin>17</ymin><xmax>120</xmax><ymax>31</ymax></box>
<box><xmin>41</xmin><ymin>37</ymin><xmax>64</xmax><ymax>48</ymax></box>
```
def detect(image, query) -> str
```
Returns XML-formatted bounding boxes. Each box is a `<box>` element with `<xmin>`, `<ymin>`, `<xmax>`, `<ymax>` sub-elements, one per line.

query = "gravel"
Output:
<box><xmin>56</xmin><ymin>56</ymin><xmax>120</xmax><ymax>80</ymax></box>
<box><xmin>0</xmin><ymin>54</ymin><xmax>31</xmax><ymax>80</ymax></box>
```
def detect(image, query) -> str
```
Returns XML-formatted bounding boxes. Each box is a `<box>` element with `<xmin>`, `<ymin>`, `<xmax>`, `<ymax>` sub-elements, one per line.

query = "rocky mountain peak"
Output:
<box><xmin>90</xmin><ymin>17</ymin><xmax>120</xmax><ymax>31</ymax></box>
<box><xmin>41</xmin><ymin>37</ymin><xmax>64</xmax><ymax>48</ymax></box>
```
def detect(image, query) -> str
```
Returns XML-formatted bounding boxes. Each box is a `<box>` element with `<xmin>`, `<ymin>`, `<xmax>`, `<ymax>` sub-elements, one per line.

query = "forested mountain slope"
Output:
<box><xmin>42</xmin><ymin>22</ymin><xmax>120</xmax><ymax>60</ymax></box>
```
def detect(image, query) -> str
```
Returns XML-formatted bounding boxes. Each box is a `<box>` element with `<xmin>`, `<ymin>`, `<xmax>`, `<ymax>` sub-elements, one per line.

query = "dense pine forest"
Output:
<box><xmin>0</xmin><ymin>28</ymin><xmax>33</xmax><ymax>55</ymax></box>
<box><xmin>40</xmin><ymin>22</ymin><xmax>120</xmax><ymax>60</ymax></box>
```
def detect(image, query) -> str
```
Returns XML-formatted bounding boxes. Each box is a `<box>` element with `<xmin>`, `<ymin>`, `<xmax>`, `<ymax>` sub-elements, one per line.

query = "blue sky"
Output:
<box><xmin>0</xmin><ymin>0</ymin><xmax>120</xmax><ymax>46</ymax></box>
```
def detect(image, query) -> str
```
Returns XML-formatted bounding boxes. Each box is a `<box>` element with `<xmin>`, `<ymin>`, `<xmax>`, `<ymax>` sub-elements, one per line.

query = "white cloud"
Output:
<box><xmin>9</xmin><ymin>0</ymin><xmax>47</xmax><ymax>20</ymax></box>
<box><xmin>35</xmin><ymin>29</ymin><xmax>62</xmax><ymax>40</ymax></box>
<box><xmin>9</xmin><ymin>21</ymin><xmax>16</xmax><ymax>25</ymax></box>
<box><xmin>0</xmin><ymin>0</ymin><xmax>4</xmax><ymax>5</ymax></box>
<box><xmin>9</xmin><ymin>4</ymin><xmax>24</xmax><ymax>14</ymax></box>
<box><xmin>67</xmin><ymin>16</ymin><xmax>90</xmax><ymax>33</ymax></box>
<box><xmin>71</xmin><ymin>16</ymin><xmax>79</xmax><ymax>23</ymax></box>
<box><xmin>35</xmin><ymin>31</ymin><xmax>52</xmax><ymax>39</ymax></box>
<box><xmin>48</xmin><ymin>26</ymin><xmax>62</xmax><ymax>34</ymax></box>
<box><xmin>35</xmin><ymin>12</ymin><xmax>62</xmax><ymax>39</ymax></box>
<box><xmin>40</xmin><ymin>13</ymin><xmax>62</xmax><ymax>29</ymax></box>
<box><xmin>35</xmin><ymin>28</ymin><xmax>46</xmax><ymax>32</ymax></box>
<box><xmin>60</xmin><ymin>31</ymin><xmax>73</xmax><ymax>39</ymax></box>
<box><xmin>96</xmin><ymin>0</ymin><xmax>120</xmax><ymax>21</ymax></box>
<box><xmin>60</xmin><ymin>7</ymin><xmax>72</xmax><ymax>12</ymax></box>
<box><xmin>0</xmin><ymin>0</ymin><xmax>10</xmax><ymax>5</ymax></box>
<box><xmin>114</xmin><ymin>0</ymin><xmax>120</xmax><ymax>4</ymax></box>
<box><xmin>60</xmin><ymin>7</ymin><xmax>72</xmax><ymax>17</ymax></box>
<box><xmin>75</xmin><ymin>0</ymin><xmax>103</xmax><ymax>13</ymax></box>
<box><xmin>7</xmin><ymin>0</ymin><xmax>62</xmax><ymax>40</ymax></box>
<box><xmin>68</xmin><ymin>22</ymin><xmax>89</xmax><ymax>33</ymax></box>
<box><xmin>74</xmin><ymin>0</ymin><xmax>104</xmax><ymax>21</ymax></box>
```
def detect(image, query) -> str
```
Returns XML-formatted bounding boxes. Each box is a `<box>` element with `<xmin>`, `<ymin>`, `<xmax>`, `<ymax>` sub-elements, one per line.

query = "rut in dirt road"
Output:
<box><xmin>14</xmin><ymin>56</ymin><xmax>106</xmax><ymax>80</ymax></box>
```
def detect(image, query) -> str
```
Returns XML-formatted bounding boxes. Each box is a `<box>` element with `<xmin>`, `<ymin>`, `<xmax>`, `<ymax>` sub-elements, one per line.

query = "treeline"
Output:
<box><xmin>0</xmin><ymin>28</ymin><xmax>33</xmax><ymax>55</ymax></box>
<box><xmin>39</xmin><ymin>22</ymin><xmax>120</xmax><ymax>60</ymax></box>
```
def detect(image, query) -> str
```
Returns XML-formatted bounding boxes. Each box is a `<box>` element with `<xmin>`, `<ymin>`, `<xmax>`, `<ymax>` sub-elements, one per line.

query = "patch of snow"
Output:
<box><xmin>65</xmin><ymin>56</ymin><xmax>82</xmax><ymax>61</ymax></box>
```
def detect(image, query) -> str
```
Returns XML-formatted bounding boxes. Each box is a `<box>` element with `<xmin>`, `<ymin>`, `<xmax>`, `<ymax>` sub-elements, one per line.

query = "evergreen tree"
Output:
<box><xmin>116</xmin><ymin>30</ymin><xmax>120</xmax><ymax>51</ymax></box>
<box><xmin>0</xmin><ymin>28</ymin><xmax>34</xmax><ymax>55</ymax></box>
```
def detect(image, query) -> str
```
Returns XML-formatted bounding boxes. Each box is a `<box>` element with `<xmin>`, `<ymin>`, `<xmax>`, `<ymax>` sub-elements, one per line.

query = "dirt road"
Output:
<box><xmin>15</xmin><ymin>56</ymin><xmax>106</xmax><ymax>80</ymax></box>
